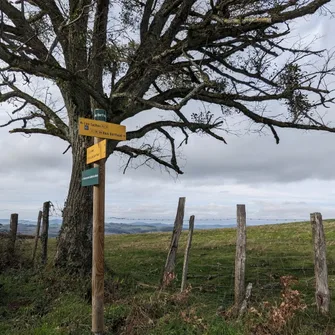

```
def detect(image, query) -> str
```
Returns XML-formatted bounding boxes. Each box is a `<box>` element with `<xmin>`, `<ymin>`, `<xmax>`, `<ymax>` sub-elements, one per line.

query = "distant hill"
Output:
<box><xmin>104</xmin><ymin>221</ymin><xmax>174</xmax><ymax>234</ymax></box>
<box><xmin>0</xmin><ymin>218</ymin><xmax>238</xmax><ymax>237</ymax></box>
<box><xmin>1</xmin><ymin>217</ymin><xmax>304</xmax><ymax>237</ymax></box>
<box><xmin>0</xmin><ymin>218</ymin><xmax>62</xmax><ymax>225</ymax></box>
<box><xmin>0</xmin><ymin>220</ymin><xmax>176</xmax><ymax>237</ymax></box>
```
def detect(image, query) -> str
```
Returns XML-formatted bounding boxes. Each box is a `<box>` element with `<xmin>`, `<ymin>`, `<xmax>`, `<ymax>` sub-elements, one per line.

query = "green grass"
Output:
<box><xmin>1</xmin><ymin>221</ymin><xmax>335</xmax><ymax>334</ymax></box>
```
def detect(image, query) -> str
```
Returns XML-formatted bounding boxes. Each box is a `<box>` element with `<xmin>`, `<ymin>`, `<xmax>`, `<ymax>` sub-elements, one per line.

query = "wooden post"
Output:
<box><xmin>181</xmin><ymin>215</ymin><xmax>195</xmax><ymax>292</ymax></box>
<box><xmin>161</xmin><ymin>197</ymin><xmax>186</xmax><ymax>288</ymax></box>
<box><xmin>32</xmin><ymin>210</ymin><xmax>42</xmax><ymax>262</ymax></box>
<box><xmin>238</xmin><ymin>282</ymin><xmax>252</xmax><ymax>318</ymax></box>
<box><xmin>92</xmin><ymin>110</ymin><xmax>106</xmax><ymax>335</ymax></box>
<box><xmin>234</xmin><ymin>204</ymin><xmax>247</xmax><ymax>313</ymax></box>
<box><xmin>40</xmin><ymin>201</ymin><xmax>50</xmax><ymax>266</ymax></box>
<box><xmin>310</xmin><ymin>212</ymin><xmax>330</xmax><ymax>314</ymax></box>
<box><xmin>8</xmin><ymin>213</ymin><xmax>18</xmax><ymax>253</ymax></box>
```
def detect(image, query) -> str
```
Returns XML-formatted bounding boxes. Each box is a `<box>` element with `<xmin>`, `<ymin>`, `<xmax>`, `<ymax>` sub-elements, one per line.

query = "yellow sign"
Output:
<box><xmin>79</xmin><ymin>118</ymin><xmax>126</xmax><ymax>141</ymax></box>
<box><xmin>87</xmin><ymin>140</ymin><xmax>107</xmax><ymax>164</ymax></box>
<box><xmin>221</xmin><ymin>17</ymin><xmax>272</xmax><ymax>24</ymax></box>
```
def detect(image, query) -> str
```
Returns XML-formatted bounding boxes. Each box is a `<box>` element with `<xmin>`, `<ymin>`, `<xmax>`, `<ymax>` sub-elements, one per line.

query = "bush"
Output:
<box><xmin>0</xmin><ymin>234</ymin><xmax>32</xmax><ymax>271</ymax></box>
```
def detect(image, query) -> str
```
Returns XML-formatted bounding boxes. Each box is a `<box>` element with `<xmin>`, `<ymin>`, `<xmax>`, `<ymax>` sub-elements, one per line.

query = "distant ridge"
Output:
<box><xmin>0</xmin><ymin>219</ymin><xmax>237</xmax><ymax>237</ymax></box>
<box><xmin>0</xmin><ymin>217</ymin><xmax>304</xmax><ymax>237</ymax></box>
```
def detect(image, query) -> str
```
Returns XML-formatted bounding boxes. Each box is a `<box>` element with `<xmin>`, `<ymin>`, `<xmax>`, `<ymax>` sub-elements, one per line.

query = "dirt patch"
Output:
<box><xmin>7</xmin><ymin>299</ymin><xmax>32</xmax><ymax>311</ymax></box>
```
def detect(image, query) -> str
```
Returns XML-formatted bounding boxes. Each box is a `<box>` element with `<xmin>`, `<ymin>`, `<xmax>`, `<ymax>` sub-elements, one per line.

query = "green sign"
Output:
<box><xmin>93</xmin><ymin>109</ymin><xmax>107</xmax><ymax>121</ymax></box>
<box><xmin>82</xmin><ymin>167</ymin><xmax>99</xmax><ymax>187</ymax></box>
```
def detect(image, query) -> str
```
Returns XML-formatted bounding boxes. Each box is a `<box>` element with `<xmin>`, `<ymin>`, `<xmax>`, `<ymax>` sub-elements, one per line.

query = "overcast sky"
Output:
<box><xmin>1</xmin><ymin>8</ymin><xmax>335</xmax><ymax>222</ymax></box>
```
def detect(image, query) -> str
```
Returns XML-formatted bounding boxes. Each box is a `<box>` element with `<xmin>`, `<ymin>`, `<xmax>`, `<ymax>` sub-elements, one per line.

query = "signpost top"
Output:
<box><xmin>93</xmin><ymin>109</ymin><xmax>107</xmax><ymax>122</ymax></box>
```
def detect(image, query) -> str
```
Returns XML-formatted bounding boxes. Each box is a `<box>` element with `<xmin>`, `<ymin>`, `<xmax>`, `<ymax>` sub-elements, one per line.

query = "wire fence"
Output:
<box><xmin>0</xmin><ymin>215</ymin><xmax>312</xmax><ymax>238</ymax></box>
<box><xmin>103</xmin><ymin>216</ymin><xmax>335</xmax><ymax>309</ymax></box>
<box><xmin>107</xmin><ymin>216</ymin><xmax>308</xmax><ymax>222</ymax></box>
<box><xmin>2</xmin><ymin>207</ymin><xmax>335</xmax><ymax>312</ymax></box>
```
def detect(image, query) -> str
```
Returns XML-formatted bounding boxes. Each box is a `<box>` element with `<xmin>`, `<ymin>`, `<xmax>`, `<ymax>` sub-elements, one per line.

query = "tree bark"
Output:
<box><xmin>54</xmin><ymin>134</ymin><xmax>94</xmax><ymax>272</ymax></box>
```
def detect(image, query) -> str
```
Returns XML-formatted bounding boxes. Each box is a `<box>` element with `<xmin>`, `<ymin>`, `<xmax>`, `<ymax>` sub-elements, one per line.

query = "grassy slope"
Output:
<box><xmin>1</xmin><ymin>221</ymin><xmax>335</xmax><ymax>334</ymax></box>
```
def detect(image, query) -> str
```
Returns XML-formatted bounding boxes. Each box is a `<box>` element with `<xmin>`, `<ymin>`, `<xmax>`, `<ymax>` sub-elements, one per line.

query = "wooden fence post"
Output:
<box><xmin>310</xmin><ymin>212</ymin><xmax>330</xmax><ymax>314</ymax></box>
<box><xmin>161</xmin><ymin>197</ymin><xmax>186</xmax><ymax>288</ymax></box>
<box><xmin>32</xmin><ymin>210</ymin><xmax>42</xmax><ymax>262</ymax></box>
<box><xmin>41</xmin><ymin>202</ymin><xmax>50</xmax><ymax>266</ymax></box>
<box><xmin>181</xmin><ymin>215</ymin><xmax>195</xmax><ymax>292</ymax></box>
<box><xmin>238</xmin><ymin>282</ymin><xmax>253</xmax><ymax>318</ymax></box>
<box><xmin>234</xmin><ymin>204</ymin><xmax>247</xmax><ymax>313</ymax></box>
<box><xmin>8</xmin><ymin>213</ymin><xmax>18</xmax><ymax>253</ymax></box>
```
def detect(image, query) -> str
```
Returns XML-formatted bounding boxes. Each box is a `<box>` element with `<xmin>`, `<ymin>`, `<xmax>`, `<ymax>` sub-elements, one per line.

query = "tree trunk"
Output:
<box><xmin>54</xmin><ymin>135</ymin><xmax>93</xmax><ymax>273</ymax></box>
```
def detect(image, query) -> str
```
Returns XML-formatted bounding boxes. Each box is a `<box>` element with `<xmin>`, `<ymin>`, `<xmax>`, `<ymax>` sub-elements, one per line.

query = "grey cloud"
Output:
<box><xmin>109</xmin><ymin>128</ymin><xmax>335</xmax><ymax>185</ymax></box>
<box><xmin>0</xmin><ymin>135</ymin><xmax>70</xmax><ymax>176</ymax></box>
<box><xmin>249</xmin><ymin>200</ymin><xmax>334</xmax><ymax>220</ymax></box>
<box><xmin>180</xmin><ymin>128</ymin><xmax>335</xmax><ymax>184</ymax></box>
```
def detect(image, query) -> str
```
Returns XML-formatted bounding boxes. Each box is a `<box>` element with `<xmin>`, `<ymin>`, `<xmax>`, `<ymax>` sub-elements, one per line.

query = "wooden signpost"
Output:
<box><xmin>79</xmin><ymin>109</ymin><xmax>126</xmax><ymax>334</ymax></box>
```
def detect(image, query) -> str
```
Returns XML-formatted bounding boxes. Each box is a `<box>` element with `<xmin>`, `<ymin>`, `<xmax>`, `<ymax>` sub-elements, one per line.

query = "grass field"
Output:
<box><xmin>1</xmin><ymin>221</ymin><xmax>335</xmax><ymax>334</ymax></box>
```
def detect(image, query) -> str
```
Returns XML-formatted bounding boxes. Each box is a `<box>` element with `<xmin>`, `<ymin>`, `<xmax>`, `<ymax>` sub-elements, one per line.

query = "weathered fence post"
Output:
<box><xmin>161</xmin><ymin>197</ymin><xmax>186</xmax><ymax>288</ymax></box>
<box><xmin>41</xmin><ymin>202</ymin><xmax>50</xmax><ymax>266</ymax></box>
<box><xmin>181</xmin><ymin>215</ymin><xmax>195</xmax><ymax>292</ymax></box>
<box><xmin>8</xmin><ymin>213</ymin><xmax>18</xmax><ymax>253</ymax></box>
<box><xmin>310</xmin><ymin>212</ymin><xmax>330</xmax><ymax>314</ymax></box>
<box><xmin>234</xmin><ymin>204</ymin><xmax>247</xmax><ymax>314</ymax></box>
<box><xmin>238</xmin><ymin>282</ymin><xmax>253</xmax><ymax>318</ymax></box>
<box><xmin>32</xmin><ymin>210</ymin><xmax>42</xmax><ymax>262</ymax></box>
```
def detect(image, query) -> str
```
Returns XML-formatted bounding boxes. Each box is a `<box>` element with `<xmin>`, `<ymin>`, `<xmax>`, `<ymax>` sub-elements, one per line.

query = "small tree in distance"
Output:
<box><xmin>0</xmin><ymin>0</ymin><xmax>334</xmax><ymax>272</ymax></box>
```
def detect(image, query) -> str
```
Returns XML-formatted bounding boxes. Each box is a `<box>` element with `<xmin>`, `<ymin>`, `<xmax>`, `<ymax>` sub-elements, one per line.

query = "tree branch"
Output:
<box><xmin>140</xmin><ymin>0</ymin><xmax>155</xmax><ymax>41</ymax></box>
<box><xmin>115</xmin><ymin>144</ymin><xmax>184</xmax><ymax>174</ymax></box>
<box><xmin>0</xmin><ymin>0</ymin><xmax>60</xmax><ymax>65</ymax></box>
<box><xmin>126</xmin><ymin>120</ymin><xmax>223</xmax><ymax>141</ymax></box>
<box><xmin>0</xmin><ymin>78</ymin><xmax>69</xmax><ymax>139</ymax></box>
<box><xmin>221</xmin><ymin>99</ymin><xmax>335</xmax><ymax>134</ymax></box>
<box><xmin>0</xmin><ymin>44</ymin><xmax>110</xmax><ymax>110</ymax></box>
<box><xmin>89</xmin><ymin>0</ymin><xmax>109</xmax><ymax>96</ymax></box>
<box><xmin>9</xmin><ymin>127</ymin><xmax>68</xmax><ymax>140</ymax></box>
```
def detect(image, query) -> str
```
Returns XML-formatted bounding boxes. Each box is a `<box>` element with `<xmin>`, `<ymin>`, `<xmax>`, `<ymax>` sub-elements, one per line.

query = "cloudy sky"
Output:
<box><xmin>1</xmin><ymin>7</ymin><xmax>335</xmax><ymax>222</ymax></box>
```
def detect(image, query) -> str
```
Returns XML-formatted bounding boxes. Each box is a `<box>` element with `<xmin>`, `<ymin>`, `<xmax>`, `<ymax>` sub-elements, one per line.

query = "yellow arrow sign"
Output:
<box><xmin>87</xmin><ymin>140</ymin><xmax>107</xmax><ymax>164</ymax></box>
<box><xmin>79</xmin><ymin>117</ymin><xmax>126</xmax><ymax>141</ymax></box>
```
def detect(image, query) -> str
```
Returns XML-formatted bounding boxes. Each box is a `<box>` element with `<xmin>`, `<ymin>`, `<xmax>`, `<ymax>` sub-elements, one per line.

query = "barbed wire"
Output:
<box><xmin>106</xmin><ymin>216</ymin><xmax>308</xmax><ymax>222</ymax></box>
<box><xmin>5</xmin><ymin>214</ymin><xmax>333</xmax><ymax>222</ymax></box>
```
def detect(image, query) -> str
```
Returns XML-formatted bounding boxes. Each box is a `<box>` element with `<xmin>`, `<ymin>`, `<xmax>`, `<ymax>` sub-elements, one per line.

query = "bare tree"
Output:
<box><xmin>0</xmin><ymin>0</ymin><xmax>334</xmax><ymax>271</ymax></box>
